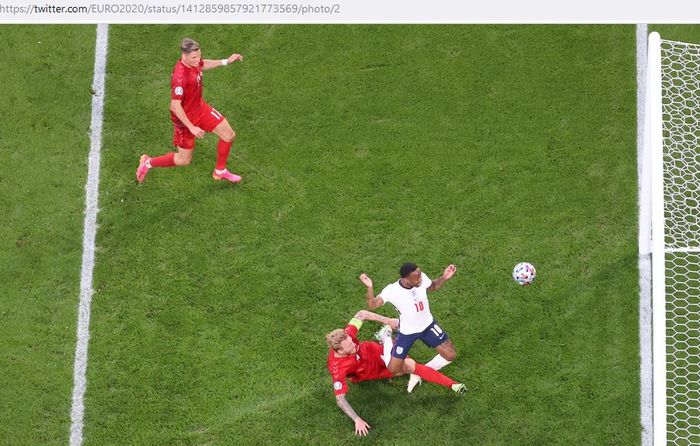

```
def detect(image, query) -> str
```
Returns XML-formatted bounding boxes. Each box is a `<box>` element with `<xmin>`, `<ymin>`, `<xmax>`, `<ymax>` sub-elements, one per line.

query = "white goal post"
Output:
<box><xmin>647</xmin><ymin>31</ymin><xmax>700</xmax><ymax>446</ymax></box>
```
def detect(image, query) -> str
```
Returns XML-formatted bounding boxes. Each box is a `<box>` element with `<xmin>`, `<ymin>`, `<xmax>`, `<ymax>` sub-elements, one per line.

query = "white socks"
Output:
<box><xmin>381</xmin><ymin>336</ymin><xmax>394</xmax><ymax>367</ymax></box>
<box><xmin>425</xmin><ymin>354</ymin><xmax>451</xmax><ymax>371</ymax></box>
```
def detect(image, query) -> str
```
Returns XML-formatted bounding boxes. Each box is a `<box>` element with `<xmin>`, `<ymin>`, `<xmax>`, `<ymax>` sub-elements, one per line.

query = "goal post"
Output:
<box><xmin>648</xmin><ymin>30</ymin><xmax>665</xmax><ymax>446</ymax></box>
<box><xmin>648</xmin><ymin>31</ymin><xmax>700</xmax><ymax>446</ymax></box>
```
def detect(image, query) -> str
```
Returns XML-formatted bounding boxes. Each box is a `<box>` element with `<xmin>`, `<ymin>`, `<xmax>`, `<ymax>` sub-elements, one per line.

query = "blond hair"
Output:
<box><xmin>180</xmin><ymin>37</ymin><xmax>200</xmax><ymax>54</ymax></box>
<box><xmin>325</xmin><ymin>329</ymin><xmax>347</xmax><ymax>350</ymax></box>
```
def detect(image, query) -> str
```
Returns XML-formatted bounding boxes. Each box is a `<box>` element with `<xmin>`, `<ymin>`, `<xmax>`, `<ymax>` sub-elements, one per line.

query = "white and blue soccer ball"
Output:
<box><xmin>512</xmin><ymin>262</ymin><xmax>536</xmax><ymax>286</ymax></box>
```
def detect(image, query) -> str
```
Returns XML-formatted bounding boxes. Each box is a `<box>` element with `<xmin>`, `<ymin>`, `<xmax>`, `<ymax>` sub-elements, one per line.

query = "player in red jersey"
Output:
<box><xmin>136</xmin><ymin>37</ymin><xmax>243</xmax><ymax>184</ymax></box>
<box><xmin>326</xmin><ymin>310</ymin><xmax>467</xmax><ymax>436</ymax></box>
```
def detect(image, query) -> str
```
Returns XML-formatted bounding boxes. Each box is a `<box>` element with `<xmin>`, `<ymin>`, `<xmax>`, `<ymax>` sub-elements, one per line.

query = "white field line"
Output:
<box><xmin>69</xmin><ymin>23</ymin><xmax>108</xmax><ymax>446</ymax></box>
<box><xmin>636</xmin><ymin>23</ymin><xmax>653</xmax><ymax>446</ymax></box>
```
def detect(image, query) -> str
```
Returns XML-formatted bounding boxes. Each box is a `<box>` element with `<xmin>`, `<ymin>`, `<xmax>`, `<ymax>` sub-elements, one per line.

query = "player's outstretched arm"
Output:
<box><xmin>354</xmin><ymin>310</ymin><xmax>399</xmax><ymax>330</ymax></box>
<box><xmin>336</xmin><ymin>394</ymin><xmax>371</xmax><ymax>436</ymax></box>
<box><xmin>427</xmin><ymin>264</ymin><xmax>457</xmax><ymax>292</ymax></box>
<box><xmin>203</xmin><ymin>53</ymin><xmax>243</xmax><ymax>70</ymax></box>
<box><xmin>359</xmin><ymin>273</ymin><xmax>384</xmax><ymax>309</ymax></box>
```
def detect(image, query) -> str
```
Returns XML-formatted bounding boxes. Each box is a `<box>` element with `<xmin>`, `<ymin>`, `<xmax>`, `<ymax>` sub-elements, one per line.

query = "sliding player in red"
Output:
<box><xmin>326</xmin><ymin>309</ymin><xmax>466</xmax><ymax>436</ymax></box>
<box><xmin>136</xmin><ymin>37</ymin><xmax>243</xmax><ymax>184</ymax></box>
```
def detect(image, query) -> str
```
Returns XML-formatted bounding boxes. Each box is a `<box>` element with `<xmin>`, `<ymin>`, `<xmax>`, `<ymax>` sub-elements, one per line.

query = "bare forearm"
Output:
<box><xmin>365</xmin><ymin>287</ymin><xmax>380</xmax><ymax>309</ymax></box>
<box><xmin>430</xmin><ymin>276</ymin><xmax>448</xmax><ymax>291</ymax></box>
<box><xmin>428</xmin><ymin>265</ymin><xmax>457</xmax><ymax>292</ymax></box>
<box><xmin>336</xmin><ymin>395</ymin><xmax>361</xmax><ymax>422</ymax></box>
<box><xmin>202</xmin><ymin>59</ymin><xmax>226</xmax><ymax>70</ymax></box>
<box><xmin>356</xmin><ymin>310</ymin><xmax>391</xmax><ymax>325</ymax></box>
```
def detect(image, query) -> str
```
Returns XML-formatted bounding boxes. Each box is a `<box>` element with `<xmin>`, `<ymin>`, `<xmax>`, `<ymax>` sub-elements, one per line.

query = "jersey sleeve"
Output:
<box><xmin>331</xmin><ymin>371</ymin><xmax>349</xmax><ymax>396</ymax></box>
<box><xmin>171</xmin><ymin>65</ymin><xmax>185</xmax><ymax>100</ymax></box>
<box><xmin>378</xmin><ymin>284</ymin><xmax>393</xmax><ymax>306</ymax></box>
<box><xmin>328</xmin><ymin>348</ymin><xmax>351</xmax><ymax>396</ymax></box>
<box><xmin>422</xmin><ymin>272</ymin><xmax>433</xmax><ymax>289</ymax></box>
<box><xmin>344</xmin><ymin>323</ymin><xmax>359</xmax><ymax>341</ymax></box>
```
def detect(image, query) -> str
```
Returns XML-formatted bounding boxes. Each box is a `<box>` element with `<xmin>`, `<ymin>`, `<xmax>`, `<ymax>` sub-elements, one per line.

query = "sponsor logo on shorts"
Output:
<box><xmin>333</xmin><ymin>381</ymin><xmax>343</xmax><ymax>390</ymax></box>
<box><xmin>396</xmin><ymin>346</ymin><xmax>404</xmax><ymax>355</ymax></box>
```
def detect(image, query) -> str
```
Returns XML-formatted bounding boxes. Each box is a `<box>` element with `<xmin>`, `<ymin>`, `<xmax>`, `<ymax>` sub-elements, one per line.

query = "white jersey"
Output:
<box><xmin>379</xmin><ymin>272</ymin><xmax>433</xmax><ymax>335</ymax></box>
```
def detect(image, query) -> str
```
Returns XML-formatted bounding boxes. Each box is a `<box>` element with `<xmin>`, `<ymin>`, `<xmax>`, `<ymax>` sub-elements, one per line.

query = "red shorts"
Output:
<box><xmin>350</xmin><ymin>343</ymin><xmax>394</xmax><ymax>383</ymax></box>
<box><xmin>172</xmin><ymin>105</ymin><xmax>225</xmax><ymax>150</ymax></box>
<box><xmin>355</xmin><ymin>367</ymin><xmax>393</xmax><ymax>382</ymax></box>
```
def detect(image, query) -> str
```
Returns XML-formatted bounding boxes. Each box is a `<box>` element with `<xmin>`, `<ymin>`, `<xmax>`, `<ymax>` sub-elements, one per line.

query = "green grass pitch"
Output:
<box><xmin>8</xmin><ymin>23</ymin><xmax>694</xmax><ymax>445</ymax></box>
<box><xmin>0</xmin><ymin>25</ymin><xmax>96</xmax><ymax>445</ymax></box>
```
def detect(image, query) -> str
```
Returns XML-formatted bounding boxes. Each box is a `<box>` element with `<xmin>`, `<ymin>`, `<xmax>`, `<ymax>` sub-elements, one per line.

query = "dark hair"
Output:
<box><xmin>180</xmin><ymin>37</ymin><xmax>200</xmax><ymax>54</ymax></box>
<box><xmin>399</xmin><ymin>262</ymin><xmax>418</xmax><ymax>278</ymax></box>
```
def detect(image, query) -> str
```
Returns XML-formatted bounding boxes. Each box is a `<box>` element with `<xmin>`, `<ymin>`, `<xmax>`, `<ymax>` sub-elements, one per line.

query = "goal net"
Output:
<box><xmin>648</xmin><ymin>32</ymin><xmax>700</xmax><ymax>446</ymax></box>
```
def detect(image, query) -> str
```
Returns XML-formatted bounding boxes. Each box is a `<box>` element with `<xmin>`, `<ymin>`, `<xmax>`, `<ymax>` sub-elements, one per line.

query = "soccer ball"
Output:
<box><xmin>512</xmin><ymin>262</ymin><xmax>536</xmax><ymax>286</ymax></box>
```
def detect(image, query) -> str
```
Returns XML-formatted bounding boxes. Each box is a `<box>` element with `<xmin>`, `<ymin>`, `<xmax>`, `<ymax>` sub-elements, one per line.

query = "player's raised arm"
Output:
<box><xmin>427</xmin><ymin>264</ymin><xmax>457</xmax><ymax>292</ymax></box>
<box><xmin>353</xmin><ymin>310</ymin><xmax>399</xmax><ymax>330</ymax></box>
<box><xmin>203</xmin><ymin>53</ymin><xmax>243</xmax><ymax>70</ymax></box>
<box><xmin>335</xmin><ymin>394</ymin><xmax>371</xmax><ymax>436</ymax></box>
<box><xmin>359</xmin><ymin>273</ymin><xmax>384</xmax><ymax>309</ymax></box>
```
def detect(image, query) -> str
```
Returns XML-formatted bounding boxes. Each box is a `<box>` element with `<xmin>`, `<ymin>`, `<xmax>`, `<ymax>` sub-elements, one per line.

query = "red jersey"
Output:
<box><xmin>326</xmin><ymin>324</ymin><xmax>393</xmax><ymax>396</ymax></box>
<box><xmin>170</xmin><ymin>59</ymin><xmax>207</xmax><ymax>126</ymax></box>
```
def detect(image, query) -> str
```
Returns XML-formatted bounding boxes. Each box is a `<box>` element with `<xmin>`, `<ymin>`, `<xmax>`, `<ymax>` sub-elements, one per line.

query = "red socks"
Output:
<box><xmin>216</xmin><ymin>140</ymin><xmax>232</xmax><ymax>170</ymax></box>
<box><xmin>150</xmin><ymin>140</ymin><xmax>231</xmax><ymax>170</ymax></box>
<box><xmin>413</xmin><ymin>363</ymin><xmax>456</xmax><ymax>388</ymax></box>
<box><xmin>149</xmin><ymin>152</ymin><xmax>176</xmax><ymax>168</ymax></box>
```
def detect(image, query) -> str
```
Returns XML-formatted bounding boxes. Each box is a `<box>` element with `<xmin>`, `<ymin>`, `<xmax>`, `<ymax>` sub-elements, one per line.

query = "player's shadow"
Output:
<box><xmin>294</xmin><ymin>377</ymin><xmax>467</xmax><ymax>445</ymax></box>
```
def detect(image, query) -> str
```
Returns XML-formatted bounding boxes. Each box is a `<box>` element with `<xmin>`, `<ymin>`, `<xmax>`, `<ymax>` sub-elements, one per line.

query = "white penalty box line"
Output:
<box><xmin>69</xmin><ymin>23</ymin><xmax>109</xmax><ymax>446</ymax></box>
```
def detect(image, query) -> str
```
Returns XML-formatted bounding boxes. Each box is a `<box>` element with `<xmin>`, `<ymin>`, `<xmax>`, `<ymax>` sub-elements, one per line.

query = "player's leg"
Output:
<box><xmin>203</xmin><ymin>107</ymin><xmax>241</xmax><ymax>183</ymax></box>
<box><xmin>136</xmin><ymin>126</ymin><xmax>195</xmax><ymax>183</ymax></box>
<box><xmin>433</xmin><ymin>339</ymin><xmax>457</xmax><ymax>362</ymax></box>
<box><xmin>373</xmin><ymin>325</ymin><xmax>393</xmax><ymax>366</ymax></box>
<box><xmin>409</xmin><ymin>321</ymin><xmax>455</xmax><ymax>392</ymax></box>
<box><xmin>387</xmin><ymin>332</ymin><xmax>417</xmax><ymax>375</ymax></box>
<box><xmin>173</xmin><ymin>146</ymin><xmax>194</xmax><ymax>166</ymax></box>
<box><xmin>402</xmin><ymin>358</ymin><xmax>463</xmax><ymax>392</ymax></box>
<box><xmin>425</xmin><ymin>320</ymin><xmax>456</xmax><ymax>365</ymax></box>
<box><xmin>211</xmin><ymin>120</ymin><xmax>240</xmax><ymax>182</ymax></box>
<box><xmin>387</xmin><ymin>356</ymin><xmax>405</xmax><ymax>375</ymax></box>
<box><xmin>382</xmin><ymin>335</ymin><xmax>393</xmax><ymax>367</ymax></box>
<box><xmin>411</xmin><ymin>340</ymin><xmax>456</xmax><ymax>390</ymax></box>
<box><xmin>212</xmin><ymin>118</ymin><xmax>235</xmax><ymax>168</ymax></box>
